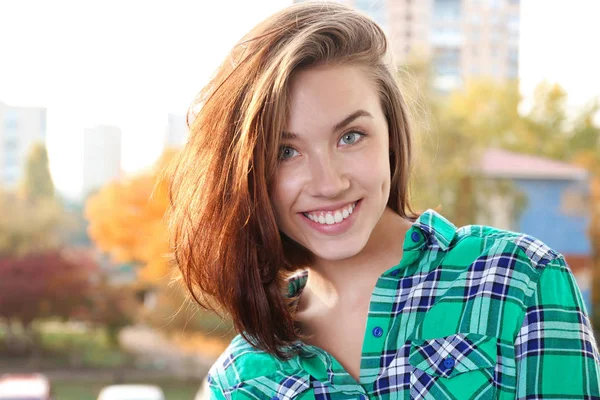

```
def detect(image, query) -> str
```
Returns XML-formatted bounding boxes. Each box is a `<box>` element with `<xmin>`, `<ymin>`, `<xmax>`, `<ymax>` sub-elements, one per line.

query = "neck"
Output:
<box><xmin>304</xmin><ymin>207</ymin><xmax>412</xmax><ymax>309</ymax></box>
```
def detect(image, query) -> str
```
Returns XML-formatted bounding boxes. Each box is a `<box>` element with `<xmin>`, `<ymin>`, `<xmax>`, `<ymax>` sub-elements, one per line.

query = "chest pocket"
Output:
<box><xmin>409</xmin><ymin>333</ymin><xmax>497</xmax><ymax>400</ymax></box>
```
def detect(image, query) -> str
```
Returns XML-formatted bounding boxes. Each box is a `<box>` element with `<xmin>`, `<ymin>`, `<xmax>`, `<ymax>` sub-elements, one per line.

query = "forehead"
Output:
<box><xmin>286</xmin><ymin>64</ymin><xmax>382</xmax><ymax>132</ymax></box>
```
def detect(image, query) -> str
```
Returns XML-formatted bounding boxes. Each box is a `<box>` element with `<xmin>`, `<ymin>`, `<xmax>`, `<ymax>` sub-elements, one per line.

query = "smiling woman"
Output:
<box><xmin>167</xmin><ymin>2</ymin><xmax>600</xmax><ymax>399</ymax></box>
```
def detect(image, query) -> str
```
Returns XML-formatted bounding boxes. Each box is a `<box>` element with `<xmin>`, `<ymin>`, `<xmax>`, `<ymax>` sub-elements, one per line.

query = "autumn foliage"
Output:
<box><xmin>0</xmin><ymin>250</ymin><xmax>96</xmax><ymax>328</ymax></box>
<box><xmin>85</xmin><ymin>149</ymin><xmax>177</xmax><ymax>284</ymax></box>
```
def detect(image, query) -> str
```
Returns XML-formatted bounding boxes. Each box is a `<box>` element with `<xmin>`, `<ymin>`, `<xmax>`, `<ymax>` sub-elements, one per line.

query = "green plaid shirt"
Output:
<box><xmin>208</xmin><ymin>209</ymin><xmax>600</xmax><ymax>399</ymax></box>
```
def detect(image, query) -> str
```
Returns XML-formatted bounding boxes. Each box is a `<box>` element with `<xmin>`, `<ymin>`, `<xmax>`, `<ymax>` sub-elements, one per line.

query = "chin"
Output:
<box><xmin>307</xmin><ymin>235</ymin><xmax>369</xmax><ymax>262</ymax></box>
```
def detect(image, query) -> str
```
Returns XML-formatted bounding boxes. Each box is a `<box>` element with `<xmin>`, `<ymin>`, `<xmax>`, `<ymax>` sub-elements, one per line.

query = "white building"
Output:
<box><xmin>165</xmin><ymin>113</ymin><xmax>188</xmax><ymax>148</ymax></box>
<box><xmin>82</xmin><ymin>125</ymin><xmax>122</xmax><ymax>196</ymax></box>
<box><xmin>0</xmin><ymin>102</ymin><xmax>47</xmax><ymax>188</ymax></box>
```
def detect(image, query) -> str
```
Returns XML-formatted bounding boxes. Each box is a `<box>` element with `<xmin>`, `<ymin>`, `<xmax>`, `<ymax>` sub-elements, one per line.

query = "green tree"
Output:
<box><xmin>19</xmin><ymin>142</ymin><xmax>55</xmax><ymax>201</ymax></box>
<box><xmin>0</xmin><ymin>144</ymin><xmax>64</xmax><ymax>256</ymax></box>
<box><xmin>400</xmin><ymin>61</ymin><xmax>527</xmax><ymax>226</ymax></box>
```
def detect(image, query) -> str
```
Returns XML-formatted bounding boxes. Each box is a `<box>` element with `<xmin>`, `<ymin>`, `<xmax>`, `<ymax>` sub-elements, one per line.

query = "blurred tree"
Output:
<box><xmin>84</xmin><ymin>148</ymin><xmax>237</xmax><ymax>341</ymax></box>
<box><xmin>401</xmin><ymin>63</ymin><xmax>527</xmax><ymax>226</ymax></box>
<box><xmin>0</xmin><ymin>250</ymin><xmax>96</xmax><ymax>353</ymax></box>
<box><xmin>85</xmin><ymin>149</ymin><xmax>177</xmax><ymax>285</ymax></box>
<box><xmin>19</xmin><ymin>142</ymin><xmax>55</xmax><ymax>201</ymax></box>
<box><xmin>0</xmin><ymin>143</ymin><xmax>64</xmax><ymax>256</ymax></box>
<box><xmin>0</xmin><ymin>191</ymin><xmax>61</xmax><ymax>255</ymax></box>
<box><xmin>85</xmin><ymin>277</ymin><xmax>138</xmax><ymax>347</ymax></box>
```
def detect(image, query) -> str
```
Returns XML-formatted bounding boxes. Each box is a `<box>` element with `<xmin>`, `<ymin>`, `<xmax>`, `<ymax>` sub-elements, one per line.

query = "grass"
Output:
<box><xmin>0</xmin><ymin>321</ymin><xmax>135</xmax><ymax>369</ymax></box>
<box><xmin>51</xmin><ymin>377</ymin><xmax>201</xmax><ymax>400</ymax></box>
<box><xmin>38</xmin><ymin>327</ymin><xmax>133</xmax><ymax>368</ymax></box>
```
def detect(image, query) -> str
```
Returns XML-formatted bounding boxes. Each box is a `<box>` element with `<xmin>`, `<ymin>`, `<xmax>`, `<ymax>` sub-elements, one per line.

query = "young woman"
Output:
<box><xmin>169</xmin><ymin>2</ymin><xmax>600</xmax><ymax>399</ymax></box>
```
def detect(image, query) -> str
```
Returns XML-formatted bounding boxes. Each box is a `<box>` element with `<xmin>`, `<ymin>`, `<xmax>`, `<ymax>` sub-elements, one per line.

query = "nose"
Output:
<box><xmin>306</xmin><ymin>152</ymin><xmax>350</xmax><ymax>198</ymax></box>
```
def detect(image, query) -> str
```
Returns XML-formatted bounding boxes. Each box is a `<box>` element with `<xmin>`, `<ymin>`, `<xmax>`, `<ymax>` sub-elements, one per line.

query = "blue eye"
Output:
<box><xmin>339</xmin><ymin>131</ymin><xmax>364</xmax><ymax>146</ymax></box>
<box><xmin>279</xmin><ymin>146</ymin><xmax>299</xmax><ymax>160</ymax></box>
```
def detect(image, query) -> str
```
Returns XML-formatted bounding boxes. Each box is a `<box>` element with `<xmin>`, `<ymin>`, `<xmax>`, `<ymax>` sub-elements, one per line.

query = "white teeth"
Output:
<box><xmin>334</xmin><ymin>211</ymin><xmax>343</xmax><ymax>223</ymax></box>
<box><xmin>304</xmin><ymin>202</ymin><xmax>358</xmax><ymax>226</ymax></box>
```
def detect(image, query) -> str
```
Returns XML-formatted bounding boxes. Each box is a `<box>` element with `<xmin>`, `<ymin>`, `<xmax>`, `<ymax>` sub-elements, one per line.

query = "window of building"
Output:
<box><xmin>2</xmin><ymin>168</ymin><xmax>19</xmax><ymax>186</ymax></box>
<box><xmin>3</xmin><ymin>138</ymin><xmax>19</xmax><ymax>167</ymax></box>
<box><xmin>490</xmin><ymin>45</ymin><xmax>498</xmax><ymax>57</ymax></box>
<box><xmin>470</xmin><ymin>14</ymin><xmax>481</xmax><ymax>25</ymax></box>
<box><xmin>40</xmin><ymin>110</ymin><xmax>47</xmax><ymax>138</ymax></box>
<box><xmin>490</xmin><ymin>29</ymin><xmax>504</xmax><ymax>42</ymax></box>
<box><xmin>434</xmin><ymin>0</ymin><xmax>461</xmax><ymax>20</ymax></box>
<box><xmin>433</xmin><ymin>47</ymin><xmax>461</xmax><ymax>77</ymax></box>
<box><xmin>472</xmin><ymin>0</ymin><xmax>504</xmax><ymax>7</ymax></box>
<box><xmin>490</xmin><ymin>14</ymin><xmax>503</xmax><ymax>26</ymax></box>
<box><xmin>355</xmin><ymin>0</ymin><xmax>387</xmax><ymax>32</ymax></box>
<box><xmin>432</xmin><ymin>25</ymin><xmax>462</xmax><ymax>46</ymax></box>
<box><xmin>4</xmin><ymin>109</ymin><xmax>18</xmax><ymax>131</ymax></box>
<box><xmin>508</xmin><ymin>15</ymin><xmax>520</xmax><ymax>31</ymax></box>
<box><xmin>3</xmin><ymin>152</ymin><xmax>19</xmax><ymax>170</ymax></box>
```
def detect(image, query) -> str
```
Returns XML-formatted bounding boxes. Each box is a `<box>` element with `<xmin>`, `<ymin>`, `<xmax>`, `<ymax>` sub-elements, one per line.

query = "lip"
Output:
<box><xmin>299</xmin><ymin>199</ymin><xmax>362</xmax><ymax>235</ymax></box>
<box><xmin>301</xmin><ymin>200</ymin><xmax>359</xmax><ymax>214</ymax></box>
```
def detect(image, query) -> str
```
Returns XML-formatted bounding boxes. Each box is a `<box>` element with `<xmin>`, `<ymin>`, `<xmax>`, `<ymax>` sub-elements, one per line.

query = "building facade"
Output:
<box><xmin>165</xmin><ymin>113</ymin><xmax>188</xmax><ymax>148</ymax></box>
<box><xmin>294</xmin><ymin>0</ymin><xmax>521</xmax><ymax>91</ymax></box>
<box><xmin>82</xmin><ymin>125</ymin><xmax>122</xmax><ymax>196</ymax></box>
<box><xmin>0</xmin><ymin>102</ymin><xmax>47</xmax><ymax>188</ymax></box>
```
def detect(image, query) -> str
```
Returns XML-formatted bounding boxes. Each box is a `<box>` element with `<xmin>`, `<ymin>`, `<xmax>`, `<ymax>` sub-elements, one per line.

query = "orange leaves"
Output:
<box><xmin>85</xmin><ymin>149</ymin><xmax>178</xmax><ymax>284</ymax></box>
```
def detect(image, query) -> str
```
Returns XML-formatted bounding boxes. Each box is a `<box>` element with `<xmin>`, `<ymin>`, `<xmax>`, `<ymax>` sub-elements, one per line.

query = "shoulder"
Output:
<box><xmin>207</xmin><ymin>334</ymin><xmax>306</xmax><ymax>396</ymax></box>
<box><xmin>445</xmin><ymin>218</ymin><xmax>573</xmax><ymax>308</ymax></box>
<box><xmin>417</xmin><ymin>210</ymin><xmax>569</xmax><ymax>298</ymax></box>
<box><xmin>453</xmin><ymin>222</ymin><xmax>563</xmax><ymax>271</ymax></box>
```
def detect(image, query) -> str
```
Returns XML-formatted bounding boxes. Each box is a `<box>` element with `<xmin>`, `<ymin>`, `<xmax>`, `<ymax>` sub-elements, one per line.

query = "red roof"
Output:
<box><xmin>478</xmin><ymin>148</ymin><xmax>588</xmax><ymax>180</ymax></box>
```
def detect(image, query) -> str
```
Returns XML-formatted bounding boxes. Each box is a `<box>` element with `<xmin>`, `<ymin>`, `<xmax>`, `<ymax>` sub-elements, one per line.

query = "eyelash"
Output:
<box><xmin>278</xmin><ymin>130</ymin><xmax>367</xmax><ymax>162</ymax></box>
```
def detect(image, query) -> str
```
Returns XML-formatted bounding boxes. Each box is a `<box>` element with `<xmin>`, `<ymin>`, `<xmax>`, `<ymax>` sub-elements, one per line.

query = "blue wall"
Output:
<box><xmin>513</xmin><ymin>178</ymin><xmax>590</xmax><ymax>255</ymax></box>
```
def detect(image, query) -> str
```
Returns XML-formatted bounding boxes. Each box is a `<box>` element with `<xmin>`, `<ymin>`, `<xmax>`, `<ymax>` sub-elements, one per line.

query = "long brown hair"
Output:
<box><xmin>168</xmin><ymin>2</ymin><xmax>418</xmax><ymax>358</ymax></box>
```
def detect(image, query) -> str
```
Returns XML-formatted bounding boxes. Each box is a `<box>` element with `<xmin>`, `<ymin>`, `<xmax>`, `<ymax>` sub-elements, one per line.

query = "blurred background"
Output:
<box><xmin>0</xmin><ymin>0</ymin><xmax>599</xmax><ymax>398</ymax></box>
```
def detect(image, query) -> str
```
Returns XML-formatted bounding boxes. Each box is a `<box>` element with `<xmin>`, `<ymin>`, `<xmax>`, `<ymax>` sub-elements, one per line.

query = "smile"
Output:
<box><xmin>302</xmin><ymin>201</ymin><xmax>358</xmax><ymax>225</ymax></box>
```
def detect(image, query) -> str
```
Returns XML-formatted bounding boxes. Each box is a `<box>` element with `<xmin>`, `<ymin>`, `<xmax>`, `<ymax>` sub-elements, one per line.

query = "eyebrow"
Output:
<box><xmin>281</xmin><ymin>109</ymin><xmax>374</xmax><ymax>140</ymax></box>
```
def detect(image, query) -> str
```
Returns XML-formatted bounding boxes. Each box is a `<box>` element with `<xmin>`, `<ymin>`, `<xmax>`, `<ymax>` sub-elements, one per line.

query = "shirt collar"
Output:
<box><xmin>408</xmin><ymin>209</ymin><xmax>457</xmax><ymax>252</ymax></box>
<box><xmin>286</xmin><ymin>209</ymin><xmax>457</xmax><ymax>298</ymax></box>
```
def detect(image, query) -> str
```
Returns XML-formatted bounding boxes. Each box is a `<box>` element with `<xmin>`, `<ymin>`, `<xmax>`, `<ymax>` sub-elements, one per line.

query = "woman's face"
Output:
<box><xmin>271</xmin><ymin>64</ymin><xmax>391</xmax><ymax>262</ymax></box>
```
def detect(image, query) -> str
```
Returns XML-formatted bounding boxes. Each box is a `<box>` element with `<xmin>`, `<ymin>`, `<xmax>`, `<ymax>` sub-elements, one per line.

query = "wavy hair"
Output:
<box><xmin>168</xmin><ymin>1</ymin><xmax>418</xmax><ymax>358</ymax></box>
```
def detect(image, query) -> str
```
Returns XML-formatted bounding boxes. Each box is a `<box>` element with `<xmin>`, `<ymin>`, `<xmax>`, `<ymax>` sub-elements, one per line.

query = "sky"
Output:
<box><xmin>0</xmin><ymin>0</ymin><xmax>599</xmax><ymax>199</ymax></box>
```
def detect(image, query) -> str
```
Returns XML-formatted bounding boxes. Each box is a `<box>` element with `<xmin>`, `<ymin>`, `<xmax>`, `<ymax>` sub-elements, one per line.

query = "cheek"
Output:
<box><xmin>356</xmin><ymin>142</ymin><xmax>391</xmax><ymax>188</ymax></box>
<box><xmin>271</xmin><ymin>170</ymin><xmax>302</xmax><ymax>221</ymax></box>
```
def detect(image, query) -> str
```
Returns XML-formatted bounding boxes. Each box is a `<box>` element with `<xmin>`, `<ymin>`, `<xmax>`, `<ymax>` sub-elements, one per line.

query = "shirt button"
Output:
<box><xmin>372</xmin><ymin>326</ymin><xmax>384</xmax><ymax>338</ymax></box>
<box><xmin>443</xmin><ymin>356</ymin><xmax>455</xmax><ymax>370</ymax></box>
<box><xmin>411</xmin><ymin>231</ymin><xmax>421</xmax><ymax>243</ymax></box>
<box><xmin>391</xmin><ymin>269</ymin><xmax>400</xmax><ymax>276</ymax></box>
<box><xmin>360</xmin><ymin>395</ymin><xmax>369</xmax><ymax>400</ymax></box>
